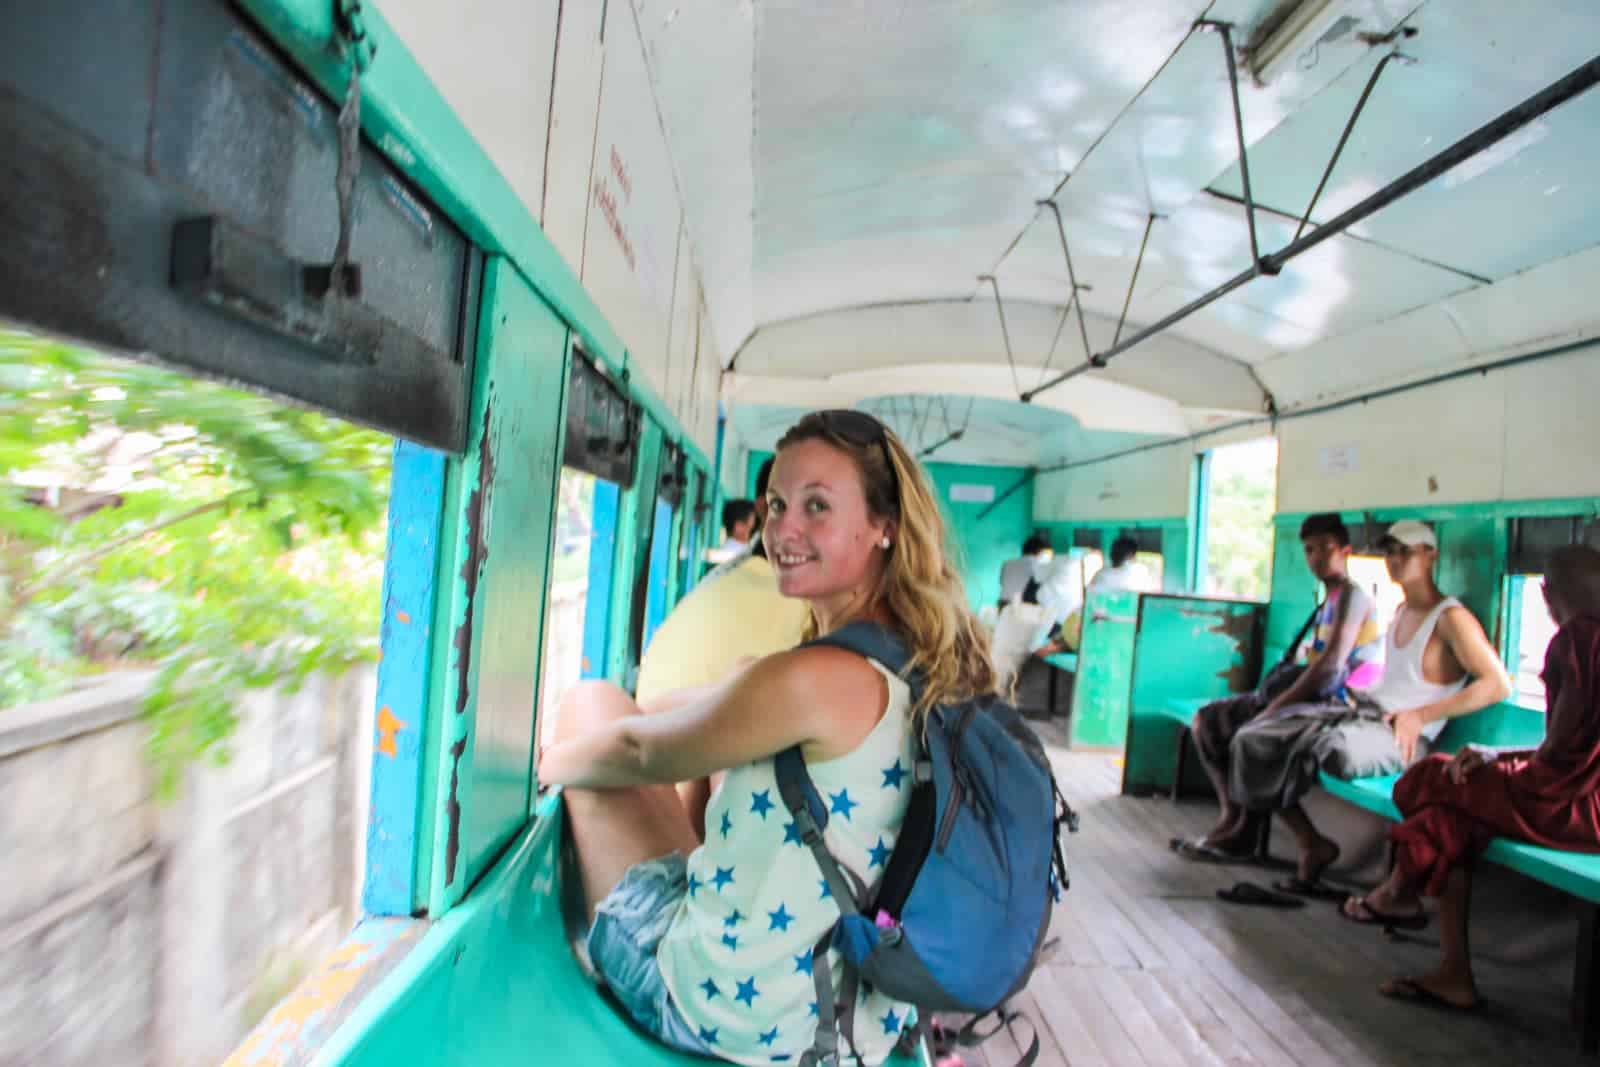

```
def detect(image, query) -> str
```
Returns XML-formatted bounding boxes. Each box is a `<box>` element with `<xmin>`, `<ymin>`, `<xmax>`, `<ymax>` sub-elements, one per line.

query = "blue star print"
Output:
<box><xmin>880</xmin><ymin>1008</ymin><xmax>902</xmax><ymax>1035</ymax></box>
<box><xmin>808</xmin><ymin>1000</ymin><xmax>819</xmax><ymax>1018</ymax></box>
<box><xmin>686</xmin><ymin>872</ymin><xmax>701</xmax><ymax>898</ymax></box>
<box><xmin>868</xmin><ymin>836</ymin><xmax>893</xmax><ymax>869</ymax></box>
<box><xmin>736</xmin><ymin>976</ymin><xmax>761</xmax><ymax>1007</ymax></box>
<box><xmin>758</xmin><ymin>1026</ymin><xmax>779</xmax><ymax>1047</ymax></box>
<box><xmin>749</xmin><ymin>789</ymin><xmax>775</xmax><ymax>819</ymax></box>
<box><xmin>723</xmin><ymin>908</ymin><xmax>744</xmax><ymax>929</ymax></box>
<box><xmin>882</xmin><ymin>759</ymin><xmax>908</xmax><ymax>789</ymax></box>
<box><xmin>768</xmin><ymin>903</ymin><xmax>794</xmax><ymax>932</ymax></box>
<box><xmin>720</xmin><ymin>811</ymin><xmax>733</xmax><ymax>839</ymax></box>
<box><xmin>819</xmin><ymin>878</ymin><xmax>832</xmax><ymax>900</ymax></box>
<box><xmin>783</xmin><ymin>820</ymin><xmax>802</xmax><ymax>845</ymax></box>
<box><xmin>721</xmin><ymin>932</ymin><xmax>739</xmax><ymax>951</ymax></box>
<box><xmin>698</xmin><ymin>1025</ymin><xmax>719</xmax><ymax>1045</ymax></box>
<box><xmin>712</xmin><ymin>865</ymin><xmax>736</xmax><ymax>891</ymax></box>
<box><xmin>793</xmin><ymin>952</ymin><xmax>813</xmax><ymax>976</ymax></box>
<box><xmin>828</xmin><ymin>788</ymin><xmax>858</xmax><ymax>821</ymax></box>
<box><xmin>700</xmin><ymin>978</ymin><xmax>721</xmax><ymax>1001</ymax></box>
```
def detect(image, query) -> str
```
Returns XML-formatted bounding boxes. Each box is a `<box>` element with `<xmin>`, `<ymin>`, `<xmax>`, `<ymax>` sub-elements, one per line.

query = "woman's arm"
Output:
<box><xmin>539</xmin><ymin>645</ymin><xmax>885</xmax><ymax>789</ymax></box>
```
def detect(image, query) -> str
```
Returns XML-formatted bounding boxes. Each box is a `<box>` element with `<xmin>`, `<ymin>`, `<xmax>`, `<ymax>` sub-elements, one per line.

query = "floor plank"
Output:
<box><xmin>960</xmin><ymin>749</ymin><xmax>1594</xmax><ymax>1067</ymax></box>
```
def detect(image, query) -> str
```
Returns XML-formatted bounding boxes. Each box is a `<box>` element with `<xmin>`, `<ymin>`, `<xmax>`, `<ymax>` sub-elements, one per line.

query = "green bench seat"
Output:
<box><xmin>1317</xmin><ymin>701</ymin><xmax>1600</xmax><ymax>901</ymax></box>
<box><xmin>230</xmin><ymin>792</ymin><xmax>931</xmax><ymax>1065</ymax></box>
<box><xmin>1043</xmin><ymin>651</ymin><xmax>1078</xmax><ymax>673</ymax></box>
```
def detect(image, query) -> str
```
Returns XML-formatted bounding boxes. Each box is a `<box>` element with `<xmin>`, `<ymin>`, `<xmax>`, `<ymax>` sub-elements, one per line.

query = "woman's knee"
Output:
<box><xmin>552</xmin><ymin>679</ymin><xmax>640</xmax><ymax>743</ymax></box>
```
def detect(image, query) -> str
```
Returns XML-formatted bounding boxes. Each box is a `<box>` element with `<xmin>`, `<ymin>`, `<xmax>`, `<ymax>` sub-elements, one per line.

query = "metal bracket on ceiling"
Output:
<box><xmin>1036</xmin><ymin>201</ymin><xmax>1097</xmax><ymax>370</ymax></box>
<box><xmin>978</xmin><ymin>273</ymin><xmax>1023</xmax><ymax>399</ymax></box>
<box><xmin>1197</xmin><ymin>20</ymin><xmax>1276</xmax><ymax>277</ymax></box>
<box><xmin>1114</xmin><ymin>213</ymin><xmax>1162</xmax><ymax>348</ymax></box>
<box><xmin>1293</xmin><ymin>49</ymin><xmax>1410</xmax><ymax>243</ymax></box>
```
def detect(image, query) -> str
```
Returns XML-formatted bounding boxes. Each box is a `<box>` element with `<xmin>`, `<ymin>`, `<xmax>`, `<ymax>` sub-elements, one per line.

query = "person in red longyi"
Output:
<box><xmin>1341</xmin><ymin>544</ymin><xmax>1600</xmax><ymax>1012</ymax></box>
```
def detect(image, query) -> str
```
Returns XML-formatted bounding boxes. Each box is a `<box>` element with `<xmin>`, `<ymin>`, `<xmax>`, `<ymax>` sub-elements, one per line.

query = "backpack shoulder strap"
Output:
<box><xmin>800</xmin><ymin>619</ymin><xmax>913</xmax><ymax>679</ymax></box>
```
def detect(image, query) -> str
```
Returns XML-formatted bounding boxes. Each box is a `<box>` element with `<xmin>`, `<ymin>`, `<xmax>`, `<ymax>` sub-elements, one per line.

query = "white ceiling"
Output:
<box><xmin>634</xmin><ymin>0</ymin><xmax>1600</xmax><ymax>467</ymax></box>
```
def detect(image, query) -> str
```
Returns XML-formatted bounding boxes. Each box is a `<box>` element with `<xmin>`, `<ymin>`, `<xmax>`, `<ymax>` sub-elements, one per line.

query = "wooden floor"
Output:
<box><xmin>955</xmin><ymin>742</ymin><xmax>1591</xmax><ymax>1067</ymax></box>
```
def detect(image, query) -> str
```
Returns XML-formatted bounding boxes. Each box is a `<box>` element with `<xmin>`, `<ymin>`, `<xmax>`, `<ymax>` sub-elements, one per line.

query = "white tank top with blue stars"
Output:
<box><xmin>657</xmin><ymin>658</ymin><xmax>916</xmax><ymax>1066</ymax></box>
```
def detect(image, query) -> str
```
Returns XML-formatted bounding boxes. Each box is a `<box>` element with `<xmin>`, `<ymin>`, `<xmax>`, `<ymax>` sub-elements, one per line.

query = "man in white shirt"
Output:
<box><xmin>997</xmin><ymin>535</ymin><xmax>1052</xmax><ymax>609</ymax></box>
<box><xmin>1088</xmin><ymin>536</ymin><xmax>1154</xmax><ymax>594</ymax></box>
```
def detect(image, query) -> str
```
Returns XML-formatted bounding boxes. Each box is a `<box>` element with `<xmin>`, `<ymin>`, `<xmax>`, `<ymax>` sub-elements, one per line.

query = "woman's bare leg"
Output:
<box><xmin>552</xmin><ymin>680</ymin><xmax>701</xmax><ymax>920</ymax></box>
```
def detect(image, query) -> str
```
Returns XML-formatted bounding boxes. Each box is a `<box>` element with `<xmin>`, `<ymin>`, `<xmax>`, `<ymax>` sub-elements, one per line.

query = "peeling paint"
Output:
<box><xmin>453</xmin><ymin>392</ymin><xmax>497</xmax><ymax>719</ymax></box>
<box><xmin>396</xmin><ymin>609</ymin><xmax>412</xmax><ymax>624</ymax></box>
<box><xmin>1207</xmin><ymin>607</ymin><xmax>1258</xmax><ymax>691</ymax></box>
<box><xmin>223</xmin><ymin>920</ymin><xmax>424</xmax><ymax>1066</ymax></box>
<box><xmin>376</xmin><ymin>706</ymin><xmax>405</xmax><ymax>758</ymax></box>
<box><xmin>444</xmin><ymin>736</ymin><xmax>468</xmax><ymax>885</ymax></box>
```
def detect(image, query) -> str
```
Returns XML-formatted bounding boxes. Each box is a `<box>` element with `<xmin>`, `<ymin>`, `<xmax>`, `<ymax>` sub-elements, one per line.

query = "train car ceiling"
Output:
<box><xmin>620</xmin><ymin>0</ymin><xmax>1600</xmax><ymax>469</ymax></box>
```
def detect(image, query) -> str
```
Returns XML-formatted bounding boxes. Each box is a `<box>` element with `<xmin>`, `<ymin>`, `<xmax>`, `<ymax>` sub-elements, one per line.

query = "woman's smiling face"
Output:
<box><xmin>764</xmin><ymin>438</ymin><xmax>891</xmax><ymax>608</ymax></box>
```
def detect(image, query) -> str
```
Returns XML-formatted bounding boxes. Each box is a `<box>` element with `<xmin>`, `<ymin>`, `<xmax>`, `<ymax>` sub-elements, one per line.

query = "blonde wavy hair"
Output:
<box><xmin>775</xmin><ymin>411</ymin><xmax>997</xmax><ymax>719</ymax></box>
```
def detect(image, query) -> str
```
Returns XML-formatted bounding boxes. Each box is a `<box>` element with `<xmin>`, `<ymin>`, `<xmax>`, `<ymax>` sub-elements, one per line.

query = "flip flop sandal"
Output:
<box><xmin>1216</xmin><ymin>881</ymin><xmax>1305</xmax><ymax>909</ymax></box>
<box><xmin>1380</xmin><ymin>977</ymin><xmax>1486</xmax><ymax>1014</ymax></box>
<box><xmin>1273</xmin><ymin>877</ymin><xmax>1349</xmax><ymax>902</ymax></box>
<box><xmin>1169</xmin><ymin>837</ymin><xmax>1257</xmax><ymax>864</ymax></box>
<box><xmin>1339</xmin><ymin>896</ymin><xmax>1430</xmax><ymax>931</ymax></box>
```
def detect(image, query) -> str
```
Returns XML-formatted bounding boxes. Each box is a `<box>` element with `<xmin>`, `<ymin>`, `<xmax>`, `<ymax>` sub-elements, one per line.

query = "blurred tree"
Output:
<box><xmin>1</xmin><ymin>330</ymin><xmax>390</xmax><ymax>793</ymax></box>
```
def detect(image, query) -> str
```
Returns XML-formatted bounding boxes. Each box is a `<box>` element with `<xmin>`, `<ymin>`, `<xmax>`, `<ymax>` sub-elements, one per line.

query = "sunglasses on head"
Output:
<box><xmin>813</xmin><ymin>408</ymin><xmax>891</xmax><ymax>448</ymax></box>
<box><xmin>808</xmin><ymin>408</ymin><xmax>901</xmax><ymax>498</ymax></box>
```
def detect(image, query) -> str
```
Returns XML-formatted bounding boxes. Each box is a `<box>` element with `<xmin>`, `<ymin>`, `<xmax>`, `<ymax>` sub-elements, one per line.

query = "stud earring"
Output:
<box><xmin>880</xmin><ymin>536</ymin><xmax>892</xmax><ymax>549</ymax></box>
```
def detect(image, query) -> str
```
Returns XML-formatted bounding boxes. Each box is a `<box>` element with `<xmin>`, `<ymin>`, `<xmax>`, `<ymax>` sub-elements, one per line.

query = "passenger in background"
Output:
<box><xmin>1088</xmin><ymin>536</ymin><xmax>1155</xmax><ymax>594</ymax></box>
<box><xmin>703</xmin><ymin>461</ymin><xmax>774</xmax><ymax>584</ymax></box>
<box><xmin>991</xmin><ymin>554</ymin><xmax>1084</xmax><ymax>690</ymax></box>
<box><xmin>635</xmin><ymin>457</ymin><xmax>808</xmax><ymax>837</ymax></box>
<box><xmin>1221</xmin><ymin>521</ymin><xmax>1510</xmax><ymax>891</ymax></box>
<box><xmin>705</xmin><ymin>498</ymin><xmax>758</xmax><ymax>565</ymax></box>
<box><xmin>1342</xmin><ymin>545</ymin><xmax>1600</xmax><ymax>1011</ymax></box>
<box><xmin>997</xmin><ymin>534</ymin><xmax>1053</xmax><ymax>609</ymax></box>
<box><xmin>1174</xmin><ymin>513</ymin><xmax>1380</xmax><ymax>861</ymax></box>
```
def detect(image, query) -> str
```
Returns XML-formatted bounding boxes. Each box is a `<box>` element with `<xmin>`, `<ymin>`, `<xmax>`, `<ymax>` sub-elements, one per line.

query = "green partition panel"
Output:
<box><xmin>1068</xmin><ymin>589</ymin><xmax>1141</xmax><ymax>749</ymax></box>
<box><xmin>1122</xmin><ymin>595</ymin><xmax>1264</xmax><ymax>795</ymax></box>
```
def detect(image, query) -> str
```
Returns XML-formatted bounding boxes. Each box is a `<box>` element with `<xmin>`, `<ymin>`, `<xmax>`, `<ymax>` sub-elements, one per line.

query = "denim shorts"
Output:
<box><xmin>586</xmin><ymin>852</ymin><xmax>714</xmax><ymax>1058</ymax></box>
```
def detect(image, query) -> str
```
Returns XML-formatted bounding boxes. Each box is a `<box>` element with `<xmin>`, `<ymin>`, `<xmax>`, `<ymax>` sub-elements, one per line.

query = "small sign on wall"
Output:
<box><xmin>948</xmin><ymin>483</ymin><xmax>996</xmax><ymax>504</ymax></box>
<box><xmin>1319</xmin><ymin>444</ymin><xmax>1360</xmax><ymax>476</ymax></box>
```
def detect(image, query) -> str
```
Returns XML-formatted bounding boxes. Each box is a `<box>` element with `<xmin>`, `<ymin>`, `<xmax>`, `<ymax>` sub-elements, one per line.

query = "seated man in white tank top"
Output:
<box><xmin>1220</xmin><ymin>521</ymin><xmax>1511</xmax><ymax>894</ymax></box>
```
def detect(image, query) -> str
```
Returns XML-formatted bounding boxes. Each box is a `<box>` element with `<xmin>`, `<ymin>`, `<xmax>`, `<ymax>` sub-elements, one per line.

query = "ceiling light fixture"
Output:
<box><xmin>1246</xmin><ymin>0</ymin><xmax>1397</xmax><ymax>85</ymax></box>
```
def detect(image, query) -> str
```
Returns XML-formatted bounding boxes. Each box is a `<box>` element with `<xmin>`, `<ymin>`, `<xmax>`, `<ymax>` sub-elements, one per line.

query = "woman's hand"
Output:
<box><xmin>1446</xmin><ymin>747</ymin><xmax>1490</xmax><ymax>784</ymax></box>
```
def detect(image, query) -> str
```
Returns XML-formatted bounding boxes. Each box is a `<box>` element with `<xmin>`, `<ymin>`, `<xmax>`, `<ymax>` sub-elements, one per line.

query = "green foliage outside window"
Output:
<box><xmin>1</xmin><ymin>330</ymin><xmax>390</xmax><ymax>794</ymax></box>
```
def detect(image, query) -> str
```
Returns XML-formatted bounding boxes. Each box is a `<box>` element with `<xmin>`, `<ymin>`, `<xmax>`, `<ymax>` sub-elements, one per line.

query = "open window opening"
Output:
<box><xmin>1197</xmin><ymin>437</ymin><xmax>1278</xmax><ymax>600</ymax></box>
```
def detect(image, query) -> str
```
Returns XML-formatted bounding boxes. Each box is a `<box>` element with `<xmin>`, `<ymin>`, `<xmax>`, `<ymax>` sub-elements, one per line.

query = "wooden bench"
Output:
<box><xmin>1318</xmin><ymin>702</ymin><xmax>1600</xmax><ymax>1054</ymax></box>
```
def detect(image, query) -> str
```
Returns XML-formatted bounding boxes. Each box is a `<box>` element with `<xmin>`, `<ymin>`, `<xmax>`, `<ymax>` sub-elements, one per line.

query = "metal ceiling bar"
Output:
<box><xmin>1202</xmin><ymin>21</ymin><xmax>1267</xmax><ymax>271</ymax></box>
<box><xmin>1114</xmin><ymin>214</ymin><xmax>1159</xmax><ymax>347</ymax></box>
<box><xmin>1294</xmin><ymin>51</ymin><xmax>1405</xmax><ymax>243</ymax></box>
<box><xmin>977</xmin><ymin>467</ymin><xmax>1038</xmax><ymax>520</ymax></box>
<box><xmin>1039</xmin><ymin>332</ymin><xmax>1600</xmax><ymax>475</ymax></box>
<box><xmin>1037</xmin><ymin>201</ymin><xmax>1096</xmax><ymax>368</ymax></box>
<box><xmin>917</xmin><ymin>429</ymin><xmax>965</xmax><ymax>460</ymax></box>
<box><xmin>1021</xmin><ymin>53</ymin><xmax>1600</xmax><ymax>404</ymax></box>
<box><xmin>978</xmin><ymin>273</ymin><xmax>1023</xmax><ymax>397</ymax></box>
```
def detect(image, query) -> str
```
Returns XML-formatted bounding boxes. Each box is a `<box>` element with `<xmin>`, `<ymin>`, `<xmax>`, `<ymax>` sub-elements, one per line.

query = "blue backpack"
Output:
<box><xmin>774</xmin><ymin>621</ymin><xmax>1077</xmax><ymax>1067</ymax></box>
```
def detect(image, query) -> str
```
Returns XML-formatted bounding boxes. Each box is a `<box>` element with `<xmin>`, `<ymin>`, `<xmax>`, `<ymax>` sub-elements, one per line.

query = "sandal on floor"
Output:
<box><xmin>1339</xmin><ymin>895</ymin><xmax>1429</xmax><ymax>931</ymax></box>
<box><xmin>1217</xmin><ymin>881</ymin><xmax>1305</xmax><ymax>909</ymax></box>
<box><xmin>1379</xmin><ymin>977</ymin><xmax>1486</xmax><ymax>1014</ymax></box>
<box><xmin>1273</xmin><ymin>877</ymin><xmax>1348</xmax><ymax>902</ymax></box>
<box><xmin>1170</xmin><ymin>836</ymin><xmax>1256</xmax><ymax>864</ymax></box>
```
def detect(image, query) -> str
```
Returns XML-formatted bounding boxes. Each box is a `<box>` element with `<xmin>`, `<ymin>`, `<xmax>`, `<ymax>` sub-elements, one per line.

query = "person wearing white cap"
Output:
<box><xmin>1220</xmin><ymin>519</ymin><xmax>1511</xmax><ymax>895</ymax></box>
